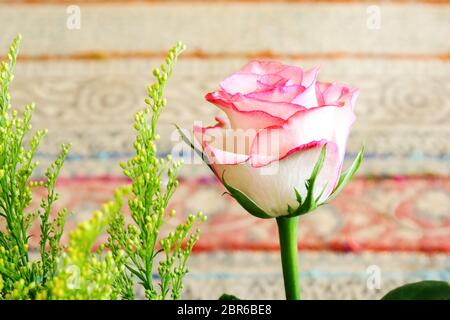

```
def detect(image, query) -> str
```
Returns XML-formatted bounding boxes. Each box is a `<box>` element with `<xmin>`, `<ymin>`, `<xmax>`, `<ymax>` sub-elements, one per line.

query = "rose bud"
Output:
<box><xmin>180</xmin><ymin>61</ymin><xmax>363</xmax><ymax>218</ymax></box>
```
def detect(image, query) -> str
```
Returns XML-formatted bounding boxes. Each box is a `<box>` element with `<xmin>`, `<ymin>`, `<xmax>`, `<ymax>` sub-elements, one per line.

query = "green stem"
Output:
<box><xmin>276</xmin><ymin>216</ymin><xmax>301</xmax><ymax>300</ymax></box>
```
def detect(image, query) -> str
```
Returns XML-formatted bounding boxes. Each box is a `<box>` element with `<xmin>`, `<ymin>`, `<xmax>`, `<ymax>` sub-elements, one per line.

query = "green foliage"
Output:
<box><xmin>40</xmin><ymin>188</ymin><xmax>131</xmax><ymax>300</ymax></box>
<box><xmin>0</xmin><ymin>36</ymin><xmax>202</xmax><ymax>300</ymax></box>
<box><xmin>107</xmin><ymin>41</ymin><xmax>205</xmax><ymax>300</ymax></box>
<box><xmin>218</xmin><ymin>293</ymin><xmax>240</xmax><ymax>300</ymax></box>
<box><xmin>382</xmin><ymin>280</ymin><xmax>450</xmax><ymax>300</ymax></box>
<box><xmin>0</xmin><ymin>35</ymin><xmax>71</xmax><ymax>299</ymax></box>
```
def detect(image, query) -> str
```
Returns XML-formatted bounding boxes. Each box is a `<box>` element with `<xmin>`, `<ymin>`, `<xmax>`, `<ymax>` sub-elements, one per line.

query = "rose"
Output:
<box><xmin>190</xmin><ymin>60</ymin><xmax>362</xmax><ymax>218</ymax></box>
<box><xmin>179</xmin><ymin>60</ymin><xmax>364</xmax><ymax>300</ymax></box>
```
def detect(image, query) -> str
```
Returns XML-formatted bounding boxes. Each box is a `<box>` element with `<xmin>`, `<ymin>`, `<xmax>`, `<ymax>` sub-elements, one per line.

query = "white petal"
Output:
<box><xmin>215</xmin><ymin>143</ymin><xmax>341</xmax><ymax>217</ymax></box>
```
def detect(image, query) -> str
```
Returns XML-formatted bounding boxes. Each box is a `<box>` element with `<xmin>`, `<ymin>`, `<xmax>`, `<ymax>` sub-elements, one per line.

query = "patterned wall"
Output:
<box><xmin>0</xmin><ymin>0</ymin><xmax>449</xmax><ymax>299</ymax></box>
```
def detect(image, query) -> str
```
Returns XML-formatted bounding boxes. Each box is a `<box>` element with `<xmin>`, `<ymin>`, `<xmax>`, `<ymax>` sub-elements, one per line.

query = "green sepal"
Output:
<box><xmin>325</xmin><ymin>145</ymin><xmax>364</xmax><ymax>203</ymax></box>
<box><xmin>381</xmin><ymin>280</ymin><xmax>450</xmax><ymax>300</ymax></box>
<box><xmin>222</xmin><ymin>172</ymin><xmax>273</xmax><ymax>219</ymax></box>
<box><xmin>285</xmin><ymin>144</ymin><xmax>327</xmax><ymax>218</ymax></box>
<box><xmin>175</xmin><ymin>124</ymin><xmax>213</xmax><ymax>171</ymax></box>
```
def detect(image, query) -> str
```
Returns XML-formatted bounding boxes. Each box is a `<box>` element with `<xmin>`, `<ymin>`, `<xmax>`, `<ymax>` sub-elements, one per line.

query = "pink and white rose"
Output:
<box><xmin>194</xmin><ymin>61</ymin><xmax>359</xmax><ymax>217</ymax></box>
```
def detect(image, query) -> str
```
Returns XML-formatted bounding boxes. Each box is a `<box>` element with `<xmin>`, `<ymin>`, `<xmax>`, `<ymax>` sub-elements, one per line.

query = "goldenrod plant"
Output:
<box><xmin>107</xmin><ymin>41</ymin><xmax>206</xmax><ymax>300</ymax></box>
<box><xmin>0</xmin><ymin>34</ymin><xmax>72</xmax><ymax>299</ymax></box>
<box><xmin>0</xmin><ymin>36</ymin><xmax>203</xmax><ymax>300</ymax></box>
<box><xmin>40</xmin><ymin>187</ymin><xmax>132</xmax><ymax>300</ymax></box>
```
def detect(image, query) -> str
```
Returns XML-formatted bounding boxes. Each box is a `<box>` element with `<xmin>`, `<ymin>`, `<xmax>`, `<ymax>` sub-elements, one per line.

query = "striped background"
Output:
<box><xmin>0</xmin><ymin>0</ymin><xmax>449</xmax><ymax>299</ymax></box>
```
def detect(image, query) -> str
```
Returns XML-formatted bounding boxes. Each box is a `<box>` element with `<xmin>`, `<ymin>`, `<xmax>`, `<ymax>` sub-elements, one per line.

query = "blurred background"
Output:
<box><xmin>0</xmin><ymin>0</ymin><xmax>448</xmax><ymax>299</ymax></box>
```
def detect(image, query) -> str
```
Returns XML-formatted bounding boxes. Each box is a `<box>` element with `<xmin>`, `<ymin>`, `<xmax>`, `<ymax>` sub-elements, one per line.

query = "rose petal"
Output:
<box><xmin>245</xmin><ymin>84</ymin><xmax>306</xmax><ymax>103</ymax></box>
<box><xmin>289</xmin><ymin>66</ymin><xmax>321</xmax><ymax>107</ymax></box>
<box><xmin>316</xmin><ymin>82</ymin><xmax>359</xmax><ymax>107</ymax></box>
<box><xmin>250</xmin><ymin>100</ymin><xmax>356</xmax><ymax>167</ymax></box>
<box><xmin>193</xmin><ymin>122</ymin><xmax>252</xmax><ymax>165</ymax></box>
<box><xmin>278</xmin><ymin>65</ymin><xmax>320</xmax><ymax>88</ymax></box>
<box><xmin>291</xmin><ymin>82</ymin><xmax>319</xmax><ymax>108</ymax></box>
<box><xmin>214</xmin><ymin>142</ymin><xmax>341</xmax><ymax>217</ymax></box>
<box><xmin>232</xmin><ymin>95</ymin><xmax>307</xmax><ymax>119</ymax></box>
<box><xmin>220</xmin><ymin>73</ymin><xmax>285</xmax><ymax>95</ymax></box>
<box><xmin>238</xmin><ymin>60</ymin><xmax>287</xmax><ymax>74</ymax></box>
<box><xmin>206</xmin><ymin>91</ymin><xmax>291</xmax><ymax>130</ymax></box>
<box><xmin>300</xmin><ymin>66</ymin><xmax>320</xmax><ymax>87</ymax></box>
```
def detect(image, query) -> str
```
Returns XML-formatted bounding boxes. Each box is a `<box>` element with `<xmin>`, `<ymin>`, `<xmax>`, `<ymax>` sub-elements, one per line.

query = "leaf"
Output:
<box><xmin>222</xmin><ymin>172</ymin><xmax>273</xmax><ymax>219</ymax></box>
<box><xmin>381</xmin><ymin>280</ymin><xmax>450</xmax><ymax>300</ymax></box>
<box><xmin>327</xmin><ymin>145</ymin><xmax>364</xmax><ymax>203</ymax></box>
<box><xmin>218</xmin><ymin>293</ymin><xmax>240</xmax><ymax>300</ymax></box>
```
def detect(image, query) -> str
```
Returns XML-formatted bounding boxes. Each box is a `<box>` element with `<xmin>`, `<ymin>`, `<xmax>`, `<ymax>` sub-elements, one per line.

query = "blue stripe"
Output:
<box><xmin>35</xmin><ymin>151</ymin><xmax>450</xmax><ymax>162</ymax></box>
